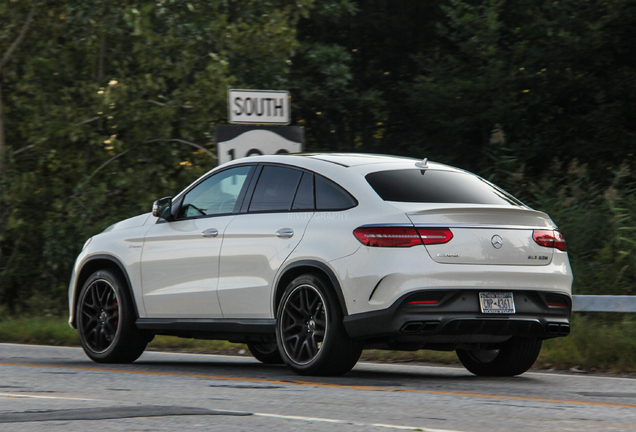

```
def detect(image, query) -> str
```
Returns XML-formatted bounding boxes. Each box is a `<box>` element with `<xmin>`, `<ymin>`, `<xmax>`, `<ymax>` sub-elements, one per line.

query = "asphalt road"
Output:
<box><xmin>1</xmin><ymin>343</ymin><xmax>635</xmax><ymax>431</ymax></box>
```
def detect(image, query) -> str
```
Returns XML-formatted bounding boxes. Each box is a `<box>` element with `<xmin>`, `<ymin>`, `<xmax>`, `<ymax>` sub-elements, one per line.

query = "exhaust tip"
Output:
<box><xmin>559</xmin><ymin>324</ymin><xmax>570</xmax><ymax>336</ymax></box>
<box><xmin>400</xmin><ymin>321</ymin><xmax>441</xmax><ymax>334</ymax></box>
<box><xmin>422</xmin><ymin>322</ymin><xmax>441</xmax><ymax>332</ymax></box>
<box><xmin>401</xmin><ymin>322</ymin><xmax>423</xmax><ymax>333</ymax></box>
<box><xmin>547</xmin><ymin>323</ymin><xmax>560</xmax><ymax>335</ymax></box>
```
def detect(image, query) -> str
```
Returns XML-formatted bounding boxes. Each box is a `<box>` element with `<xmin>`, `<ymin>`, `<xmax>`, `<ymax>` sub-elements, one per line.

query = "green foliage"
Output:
<box><xmin>402</xmin><ymin>0</ymin><xmax>636</xmax><ymax>174</ymax></box>
<box><xmin>290</xmin><ymin>0</ymin><xmax>444</xmax><ymax>152</ymax></box>
<box><xmin>0</xmin><ymin>0</ymin><xmax>310</xmax><ymax>312</ymax></box>
<box><xmin>2</xmin><ymin>0</ymin><xmax>636</xmax><ymax>315</ymax></box>
<box><xmin>0</xmin><ymin>316</ymin><xmax>79</xmax><ymax>346</ymax></box>
<box><xmin>539</xmin><ymin>314</ymin><xmax>636</xmax><ymax>374</ymax></box>
<box><xmin>291</xmin><ymin>0</ymin><xmax>636</xmax><ymax>298</ymax></box>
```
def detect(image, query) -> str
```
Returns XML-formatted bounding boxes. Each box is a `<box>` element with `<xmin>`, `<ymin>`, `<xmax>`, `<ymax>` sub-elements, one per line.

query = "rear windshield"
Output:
<box><xmin>365</xmin><ymin>169</ymin><xmax>523</xmax><ymax>206</ymax></box>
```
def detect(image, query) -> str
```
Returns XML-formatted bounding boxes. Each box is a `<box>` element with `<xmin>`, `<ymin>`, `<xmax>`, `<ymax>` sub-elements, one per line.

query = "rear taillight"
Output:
<box><xmin>533</xmin><ymin>230</ymin><xmax>567</xmax><ymax>252</ymax></box>
<box><xmin>417</xmin><ymin>228</ymin><xmax>454</xmax><ymax>245</ymax></box>
<box><xmin>353</xmin><ymin>226</ymin><xmax>453</xmax><ymax>247</ymax></box>
<box><xmin>353</xmin><ymin>226</ymin><xmax>422</xmax><ymax>247</ymax></box>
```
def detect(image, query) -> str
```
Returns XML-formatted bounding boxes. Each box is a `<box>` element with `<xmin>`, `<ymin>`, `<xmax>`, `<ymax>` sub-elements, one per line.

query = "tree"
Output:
<box><xmin>403</xmin><ymin>0</ymin><xmax>636</xmax><ymax>178</ymax></box>
<box><xmin>0</xmin><ymin>0</ymin><xmax>37</xmax><ymax>173</ymax></box>
<box><xmin>289</xmin><ymin>0</ymin><xmax>445</xmax><ymax>153</ymax></box>
<box><xmin>0</xmin><ymin>0</ymin><xmax>311</xmax><ymax>313</ymax></box>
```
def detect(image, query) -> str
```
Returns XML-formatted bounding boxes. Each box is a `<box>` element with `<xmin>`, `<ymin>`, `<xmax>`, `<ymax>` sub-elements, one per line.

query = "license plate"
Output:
<box><xmin>479</xmin><ymin>292</ymin><xmax>515</xmax><ymax>314</ymax></box>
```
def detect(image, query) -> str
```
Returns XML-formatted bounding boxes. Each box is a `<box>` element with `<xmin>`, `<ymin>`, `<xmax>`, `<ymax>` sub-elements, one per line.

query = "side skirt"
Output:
<box><xmin>136</xmin><ymin>318</ymin><xmax>276</xmax><ymax>344</ymax></box>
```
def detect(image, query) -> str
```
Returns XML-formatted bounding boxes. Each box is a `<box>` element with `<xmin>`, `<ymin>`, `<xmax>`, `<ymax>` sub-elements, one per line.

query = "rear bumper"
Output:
<box><xmin>343</xmin><ymin>289</ymin><xmax>571</xmax><ymax>344</ymax></box>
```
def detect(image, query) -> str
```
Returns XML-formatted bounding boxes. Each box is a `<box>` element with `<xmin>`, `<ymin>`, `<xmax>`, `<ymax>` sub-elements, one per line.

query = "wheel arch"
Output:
<box><xmin>274</xmin><ymin>260</ymin><xmax>349</xmax><ymax>318</ymax></box>
<box><xmin>71</xmin><ymin>255</ymin><xmax>139</xmax><ymax>328</ymax></box>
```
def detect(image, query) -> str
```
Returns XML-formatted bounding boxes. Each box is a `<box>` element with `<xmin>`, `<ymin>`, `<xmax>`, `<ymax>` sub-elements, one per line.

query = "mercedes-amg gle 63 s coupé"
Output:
<box><xmin>69</xmin><ymin>153</ymin><xmax>572</xmax><ymax>376</ymax></box>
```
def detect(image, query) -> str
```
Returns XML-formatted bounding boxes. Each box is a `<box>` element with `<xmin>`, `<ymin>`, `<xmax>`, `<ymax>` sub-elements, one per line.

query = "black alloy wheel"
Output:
<box><xmin>456</xmin><ymin>337</ymin><xmax>543</xmax><ymax>376</ymax></box>
<box><xmin>77</xmin><ymin>270</ymin><xmax>150</xmax><ymax>363</ymax></box>
<box><xmin>247</xmin><ymin>342</ymin><xmax>284</xmax><ymax>364</ymax></box>
<box><xmin>276</xmin><ymin>274</ymin><xmax>362</xmax><ymax>376</ymax></box>
<box><xmin>79</xmin><ymin>277</ymin><xmax>120</xmax><ymax>353</ymax></box>
<box><xmin>279</xmin><ymin>283</ymin><xmax>327</xmax><ymax>365</ymax></box>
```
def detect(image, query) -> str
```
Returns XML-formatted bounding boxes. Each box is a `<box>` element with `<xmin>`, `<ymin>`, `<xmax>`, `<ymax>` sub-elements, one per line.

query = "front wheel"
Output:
<box><xmin>77</xmin><ymin>269</ymin><xmax>150</xmax><ymax>363</ymax></box>
<box><xmin>247</xmin><ymin>342</ymin><xmax>284</xmax><ymax>364</ymax></box>
<box><xmin>276</xmin><ymin>274</ymin><xmax>362</xmax><ymax>376</ymax></box>
<box><xmin>456</xmin><ymin>337</ymin><xmax>542</xmax><ymax>377</ymax></box>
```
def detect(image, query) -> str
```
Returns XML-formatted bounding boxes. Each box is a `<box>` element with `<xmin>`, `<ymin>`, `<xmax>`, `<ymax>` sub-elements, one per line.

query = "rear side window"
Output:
<box><xmin>249</xmin><ymin>166</ymin><xmax>303</xmax><ymax>212</ymax></box>
<box><xmin>316</xmin><ymin>176</ymin><xmax>357</xmax><ymax>210</ymax></box>
<box><xmin>365</xmin><ymin>169</ymin><xmax>523</xmax><ymax>206</ymax></box>
<box><xmin>292</xmin><ymin>173</ymin><xmax>314</xmax><ymax>210</ymax></box>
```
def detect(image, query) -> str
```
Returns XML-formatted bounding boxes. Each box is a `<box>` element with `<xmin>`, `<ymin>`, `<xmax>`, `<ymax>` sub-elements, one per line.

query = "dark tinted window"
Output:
<box><xmin>249</xmin><ymin>166</ymin><xmax>303</xmax><ymax>212</ymax></box>
<box><xmin>178</xmin><ymin>165</ymin><xmax>252</xmax><ymax>218</ymax></box>
<box><xmin>292</xmin><ymin>173</ymin><xmax>314</xmax><ymax>210</ymax></box>
<box><xmin>365</xmin><ymin>169</ymin><xmax>523</xmax><ymax>206</ymax></box>
<box><xmin>315</xmin><ymin>176</ymin><xmax>357</xmax><ymax>210</ymax></box>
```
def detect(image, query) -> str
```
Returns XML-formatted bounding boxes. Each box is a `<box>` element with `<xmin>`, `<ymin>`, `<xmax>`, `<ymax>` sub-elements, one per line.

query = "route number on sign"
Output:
<box><xmin>217</xmin><ymin>129</ymin><xmax>302</xmax><ymax>165</ymax></box>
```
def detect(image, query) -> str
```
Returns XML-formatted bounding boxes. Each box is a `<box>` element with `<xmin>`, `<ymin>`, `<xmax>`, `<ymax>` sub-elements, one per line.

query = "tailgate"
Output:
<box><xmin>404</xmin><ymin>206</ymin><xmax>556</xmax><ymax>266</ymax></box>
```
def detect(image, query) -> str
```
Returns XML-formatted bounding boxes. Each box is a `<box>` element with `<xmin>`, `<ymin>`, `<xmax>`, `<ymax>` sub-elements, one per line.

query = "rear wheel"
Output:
<box><xmin>456</xmin><ymin>337</ymin><xmax>542</xmax><ymax>376</ymax></box>
<box><xmin>247</xmin><ymin>342</ymin><xmax>284</xmax><ymax>364</ymax></box>
<box><xmin>77</xmin><ymin>269</ymin><xmax>150</xmax><ymax>363</ymax></box>
<box><xmin>276</xmin><ymin>274</ymin><xmax>362</xmax><ymax>376</ymax></box>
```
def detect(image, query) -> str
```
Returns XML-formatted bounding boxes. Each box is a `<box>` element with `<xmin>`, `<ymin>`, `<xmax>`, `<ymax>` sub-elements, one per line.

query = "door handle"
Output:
<box><xmin>201</xmin><ymin>229</ymin><xmax>219</xmax><ymax>238</ymax></box>
<box><xmin>276</xmin><ymin>228</ymin><xmax>294</xmax><ymax>238</ymax></box>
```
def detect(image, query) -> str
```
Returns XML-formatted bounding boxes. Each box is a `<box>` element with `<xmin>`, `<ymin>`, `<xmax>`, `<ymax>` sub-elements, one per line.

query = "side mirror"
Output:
<box><xmin>152</xmin><ymin>196</ymin><xmax>173</xmax><ymax>220</ymax></box>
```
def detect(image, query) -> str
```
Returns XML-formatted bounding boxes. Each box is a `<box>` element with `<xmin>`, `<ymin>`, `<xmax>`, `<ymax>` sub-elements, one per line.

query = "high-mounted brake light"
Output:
<box><xmin>533</xmin><ymin>230</ymin><xmax>567</xmax><ymax>252</ymax></box>
<box><xmin>353</xmin><ymin>227</ymin><xmax>453</xmax><ymax>247</ymax></box>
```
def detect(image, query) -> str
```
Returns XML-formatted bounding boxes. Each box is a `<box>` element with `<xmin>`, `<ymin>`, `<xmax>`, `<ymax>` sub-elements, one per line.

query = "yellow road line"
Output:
<box><xmin>1</xmin><ymin>362</ymin><xmax>635</xmax><ymax>410</ymax></box>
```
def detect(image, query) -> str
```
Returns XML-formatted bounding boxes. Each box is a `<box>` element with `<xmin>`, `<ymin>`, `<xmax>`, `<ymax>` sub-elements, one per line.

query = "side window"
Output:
<box><xmin>315</xmin><ymin>176</ymin><xmax>357</xmax><ymax>210</ymax></box>
<box><xmin>292</xmin><ymin>173</ymin><xmax>314</xmax><ymax>210</ymax></box>
<box><xmin>249</xmin><ymin>166</ymin><xmax>303</xmax><ymax>212</ymax></box>
<box><xmin>178</xmin><ymin>165</ymin><xmax>252</xmax><ymax>219</ymax></box>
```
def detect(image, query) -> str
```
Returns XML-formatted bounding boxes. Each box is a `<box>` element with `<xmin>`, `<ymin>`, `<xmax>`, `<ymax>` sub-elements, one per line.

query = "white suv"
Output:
<box><xmin>68</xmin><ymin>153</ymin><xmax>573</xmax><ymax>376</ymax></box>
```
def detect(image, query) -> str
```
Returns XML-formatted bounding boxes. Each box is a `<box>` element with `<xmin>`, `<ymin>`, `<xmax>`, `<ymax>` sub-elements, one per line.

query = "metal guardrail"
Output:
<box><xmin>572</xmin><ymin>295</ymin><xmax>636</xmax><ymax>313</ymax></box>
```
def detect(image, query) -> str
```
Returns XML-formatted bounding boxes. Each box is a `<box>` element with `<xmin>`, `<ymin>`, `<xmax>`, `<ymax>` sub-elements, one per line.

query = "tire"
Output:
<box><xmin>456</xmin><ymin>337</ymin><xmax>542</xmax><ymax>377</ymax></box>
<box><xmin>76</xmin><ymin>269</ymin><xmax>150</xmax><ymax>363</ymax></box>
<box><xmin>275</xmin><ymin>274</ymin><xmax>363</xmax><ymax>376</ymax></box>
<box><xmin>247</xmin><ymin>342</ymin><xmax>284</xmax><ymax>364</ymax></box>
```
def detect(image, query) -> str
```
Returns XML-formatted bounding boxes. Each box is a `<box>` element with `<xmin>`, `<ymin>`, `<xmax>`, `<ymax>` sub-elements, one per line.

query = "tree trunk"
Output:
<box><xmin>0</xmin><ymin>1</ymin><xmax>38</xmax><ymax>174</ymax></box>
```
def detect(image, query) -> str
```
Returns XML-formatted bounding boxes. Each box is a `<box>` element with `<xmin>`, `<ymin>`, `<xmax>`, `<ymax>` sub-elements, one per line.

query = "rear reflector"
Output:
<box><xmin>533</xmin><ymin>230</ymin><xmax>567</xmax><ymax>252</ymax></box>
<box><xmin>409</xmin><ymin>300</ymin><xmax>439</xmax><ymax>305</ymax></box>
<box><xmin>353</xmin><ymin>227</ymin><xmax>453</xmax><ymax>247</ymax></box>
<box><xmin>546</xmin><ymin>294</ymin><xmax>570</xmax><ymax>308</ymax></box>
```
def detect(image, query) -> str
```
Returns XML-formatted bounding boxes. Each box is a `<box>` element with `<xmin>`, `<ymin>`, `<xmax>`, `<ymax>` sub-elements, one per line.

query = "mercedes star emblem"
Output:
<box><xmin>491</xmin><ymin>235</ymin><xmax>503</xmax><ymax>249</ymax></box>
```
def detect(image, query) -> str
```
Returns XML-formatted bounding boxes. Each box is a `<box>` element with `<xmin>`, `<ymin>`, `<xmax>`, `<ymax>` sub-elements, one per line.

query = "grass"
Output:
<box><xmin>536</xmin><ymin>314</ymin><xmax>636</xmax><ymax>374</ymax></box>
<box><xmin>1</xmin><ymin>314</ymin><xmax>635</xmax><ymax>375</ymax></box>
<box><xmin>0</xmin><ymin>316</ymin><xmax>80</xmax><ymax>346</ymax></box>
